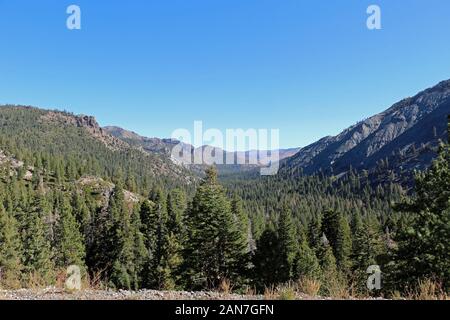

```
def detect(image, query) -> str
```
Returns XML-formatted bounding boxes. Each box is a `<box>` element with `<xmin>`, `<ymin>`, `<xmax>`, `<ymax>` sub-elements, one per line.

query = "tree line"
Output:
<box><xmin>1</xmin><ymin>145</ymin><xmax>449</xmax><ymax>295</ymax></box>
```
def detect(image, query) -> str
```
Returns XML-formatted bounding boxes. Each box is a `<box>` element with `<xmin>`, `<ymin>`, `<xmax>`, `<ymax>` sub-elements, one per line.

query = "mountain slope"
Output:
<box><xmin>104</xmin><ymin>126</ymin><xmax>300</xmax><ymax>170</ymax></box>
<box><xmin>282</xmin><ymin>79</ymin><xmax>450</xmax><ymax>180</ymax></box>
<box><xmin>0</xmin><ymin>106</ymin><xmax>195</xmax><ymax>187</ymax></box>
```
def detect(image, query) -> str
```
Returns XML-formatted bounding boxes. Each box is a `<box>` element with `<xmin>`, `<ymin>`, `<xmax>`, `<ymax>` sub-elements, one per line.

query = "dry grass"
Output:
<box><xmin>55</xmin><ymin>269</ymin><xmax>67</xmax><ymax>289</ymax></box>
<box><xmin>263</xmin><ymin>282</ymin><xmax>297</xmax><ymax>300</ymax></box>
<box><xmin>85</xmin><ymin>269</ymin><xmax>108</xmax><ymax>290</ymax></box>
<box><xmin>277</xmin><ymin>284</ymin><xmax>297</xmax><ymax>300</ymax></box>
<box><xmin>218</xmin><ymin>278</ymin><xmax>233</xmax><ymax>294</ymax></box>
<box><xmin>24</xmin><ymin>272</ymin><xmax>52</xmax><ymax>289</ymax></box>
<box><xmin>243</xmin><ymin>285</ymin><xmax>256</xmax><ymax>296</ymax></box>
<box><xmin>298</xmin><ymin>277</ymin><xmax>321</xmax><ymax>297</ymax></box>
<box><xmin>0</xmin><ymin>270</ymin><xmax>22</xmax><ymax>290</ymax></box>
<box><xmin>319</xmin><ymin>272</ymin><xmax>351</xmax><ymax>299</ymax></box>
<box><xmin>406</xmin><ymin>279</ymin><xmax>449</xmax><ymax>300</ymax></box>
<box><xmin>263</xmin><ymin>285</ymin><xmax>278</xmax><ymax>300</ymax></box>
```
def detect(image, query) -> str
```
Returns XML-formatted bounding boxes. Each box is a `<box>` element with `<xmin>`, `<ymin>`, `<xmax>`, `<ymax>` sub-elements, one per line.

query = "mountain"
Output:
<box><xmin>281</xmin><ymin>79</ymin><xmax>450</xmax><ymax>183</ymax></box>
<box><xmin>0</xmin><ymin>106</ymin><xmax>195</xmax><ymax>187</ymax></box>
<box><xmin>103</xmin><ymin>126</ymin><xmax>182</xmax><ymax>155</ymax></box>
<box><xmin>104</xmin><ymin>126</ymin><xmax>300</xmax><ymax>170</ymax></box>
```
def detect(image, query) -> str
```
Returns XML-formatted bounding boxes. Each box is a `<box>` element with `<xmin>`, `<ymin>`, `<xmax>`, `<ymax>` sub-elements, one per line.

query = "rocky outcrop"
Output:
<box><xmin>41</xmin><ymin>112</ymin><xmax>129</xmax><ymax>151</ymax></box>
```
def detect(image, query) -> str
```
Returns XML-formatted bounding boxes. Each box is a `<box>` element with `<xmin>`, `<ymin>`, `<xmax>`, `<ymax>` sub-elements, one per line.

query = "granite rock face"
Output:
<box><xmin>283</xmin><ymin>80</ymin><xmax>450</xmax><ymax>179</ymax></box>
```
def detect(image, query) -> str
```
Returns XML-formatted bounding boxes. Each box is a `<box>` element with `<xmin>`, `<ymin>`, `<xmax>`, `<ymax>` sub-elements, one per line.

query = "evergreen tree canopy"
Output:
<box><xmin>389</xmin><ymin>145</ymin><xmax>450</xmax><ymax>292</ymax></box>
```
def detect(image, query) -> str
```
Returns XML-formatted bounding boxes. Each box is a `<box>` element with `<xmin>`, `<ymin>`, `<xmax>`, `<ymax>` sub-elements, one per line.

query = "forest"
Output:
<box><xmin>0</xmin><ymin>106</ymin><xmax>449</xmax><ymax>298</ymax></box>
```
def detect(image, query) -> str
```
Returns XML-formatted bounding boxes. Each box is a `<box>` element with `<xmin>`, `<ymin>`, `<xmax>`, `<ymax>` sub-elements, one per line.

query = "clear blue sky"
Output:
<box><xmin>1</xmin><ymin>0</ymin><xmax>450</xmax><ymax>149</ymax></box>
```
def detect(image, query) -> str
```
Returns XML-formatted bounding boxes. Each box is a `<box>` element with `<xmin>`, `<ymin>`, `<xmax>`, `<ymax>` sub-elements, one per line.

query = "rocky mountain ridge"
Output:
<box><xmin>282</xmin><ymin>79</ymin><xmax>450</xmax><ymax>181</ymax></box>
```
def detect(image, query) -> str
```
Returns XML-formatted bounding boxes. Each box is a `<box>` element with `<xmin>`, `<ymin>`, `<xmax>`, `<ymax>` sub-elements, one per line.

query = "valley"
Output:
<box><xmin>0</xmin><ymin>79</ymin><xmax>449</xmax><ymax>299</ymax></box>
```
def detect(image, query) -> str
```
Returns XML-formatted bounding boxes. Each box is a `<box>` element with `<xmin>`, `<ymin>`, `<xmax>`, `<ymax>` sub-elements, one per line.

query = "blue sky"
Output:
<box><xmin>1</xmin><ymin>0</ymin><xmax>450</xmax><ymax>149</ymax></box>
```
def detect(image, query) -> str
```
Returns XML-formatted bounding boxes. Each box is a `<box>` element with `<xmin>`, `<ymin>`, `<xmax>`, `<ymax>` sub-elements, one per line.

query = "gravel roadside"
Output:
<box><xmin>0</xmin><ymin>288</ymin><xmax>270</xmax><ymax>300</ymax></box>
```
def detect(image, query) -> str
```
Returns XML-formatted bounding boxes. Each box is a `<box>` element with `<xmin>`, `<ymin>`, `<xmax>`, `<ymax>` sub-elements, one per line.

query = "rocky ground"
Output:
<box><xmin>0</xmin><ymin>288</ymin><xmax>271</xmax><ymax>300</ymax></box>
<box><xmin>0</xmin><ymin>287</ymin><xmax>390</xmax><ymax>300</ymax></box>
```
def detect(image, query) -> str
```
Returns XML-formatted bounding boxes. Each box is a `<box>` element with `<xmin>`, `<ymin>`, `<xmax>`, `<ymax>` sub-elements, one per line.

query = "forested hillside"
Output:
<box><xmin>0</xmin><ymin>106</ymin><xmax>195</xmax><ymax>191</ymax></box>
<box><xmin>0</xmin><ymin>105</ymin><xmax>448</xmax><ymax>298</ymax></box>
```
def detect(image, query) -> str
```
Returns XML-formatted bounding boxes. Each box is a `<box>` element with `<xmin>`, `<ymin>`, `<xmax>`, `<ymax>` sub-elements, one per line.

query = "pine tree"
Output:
<box><xmin>252</xmin><ymin>225</ymin><xmax>280</xmax><ymax>289</ymax></box>
<box><xmin>0</xmin><ymin>201</ymin><xmax>23</xmax><ymax>286</ymax></box>
<box><xmin>109</xmin><ymin>184</ymin><xmax>141</xmax><ymax>289</ymax></box>
<box><xmin>183</xmin><ymin>167</ymin><xmax>248</xmax><ymax>290</ymax></box>
<box><xmin>317</xmin><ymin>234</ymin><xmax>341</xmax><ymax>296</ymax></box>
<box><xmin>130</xmin><ymin>204</ymin><xmax>147</xmax><ymax>287</ymax></box>
<box><xmin>167</xmin><ymin>188</ymin><xmax>187</xmax><ymax>237</ymax></box>
<box><xmin>388</xmin><ymin>144</ymin><xmax>450</xmax><ymax>292</ymax></box>
<box><xmin>139</xmin><ymin>199</ymin><xmax>158</xmax><ymax>287</ymax></box>
<box><xmin>277</xmin><ymin>205</ymin><xmax>298</xmax><ymax>283</ymax></box>
<box><xmin>351</xmin><ymin>213</ymin><xmax>384</xmax><ymax>293</ymax></box>
<box><xmin>231</xmin><ymin>195</ymin><xmax>251</xmax><ymax>249</ymax></box>
<box><xmin>162</xmin><ymin>188</ymin><xmax>188</xmax><ymax>289</ymax></box>
<box><xmin>294</xmin><ymin>229</ymin><xmax>321</xmax><ymax>281</ymax></box>
<box><xmin>230</xmin><ymin>195</ymin><xmax>252</xmax><ymax>280</ymax></box>
<box><xmin>140</xmin><ymin>199</ymin><xmax>157</xmax><ymax>255</ymax></box>
<box><xmin>86</xmin><ymin>196</ymin><xmax>116</xmax><ymax>278</ymax></box>
<box><xmin>54</xmin><ymin>193</ymin><xmax>86</xmax><ymax>270</ymax></box>
<box><xmin>71</xmin><ymin>192</ymin><xmax>91</xmax><ymax>240</ymax></box>
<box><xmin>156</xmin><ymin>232</ymin><xmax>183</xmax><ymax>290</ymax></box>
<box><xmin>144</xmin><ymin>188</ymin><xmax>173</xmax><ymax>289</ymax></box>
<box><xmin>22</xmin><ymin>195</ymin><xmax>54</xmax><ymax>284</ymax></box>
<box><xmin>321</xmin><ymin>210</ymin><xmax>352</xmax><ymax>274</ymax></box>
<box><xmin>308</xmin><ymin>216</ymin><xmax>322</xmax><ymax>252</ymax></box>
<box><xmin>335</xmin><ymin>215</ymin><xmax>352</xmax><ymax>275</ymax></box>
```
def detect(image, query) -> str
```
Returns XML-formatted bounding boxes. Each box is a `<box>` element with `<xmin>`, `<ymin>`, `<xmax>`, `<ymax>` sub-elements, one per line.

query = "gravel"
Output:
<box><xmin>0</xmin><ymin>288</ymin><xmax>267</xmax><ymax>300</ymax></box>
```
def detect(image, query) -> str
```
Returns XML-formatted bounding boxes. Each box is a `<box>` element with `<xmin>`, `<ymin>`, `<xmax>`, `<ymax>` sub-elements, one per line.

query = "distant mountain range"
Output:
<box><xmin>1</xmin><ymin>79</ymin><xmax>448</xmax><ymax>185</ymax></box>
<box><xmin>103</xmin><ymin>125</ymin><xmax>300</xmax><ymax>174</ymax></box>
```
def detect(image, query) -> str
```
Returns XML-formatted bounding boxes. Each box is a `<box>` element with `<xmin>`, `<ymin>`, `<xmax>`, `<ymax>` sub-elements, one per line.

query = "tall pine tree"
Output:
<box><xmin>276</xmin><ymin>205</ymin><xmax>298</xmax><ymax>283</ymax></box>
<box><xmin>0</xmin><ymin>201</ymin><xmax>23</xmax><ymax>287</ymax></box>
<box><xmin>183</xmin><ymin>167</ymin><xmax>248</xmax><ymax>290</ymax></box>
<box><xmin>22</xmin><ymin>194</ymin><xmax>54</xmax><ymax>284</ymax></box>
<box><xmin>54</xmin><ymin>193</ymin><xmax>86</xmax><ymax>271</ymax></box>
<box><xmin>388</xmin><ymin>144</ymin><xmax>450</xmax><ymax>292</ymax></box>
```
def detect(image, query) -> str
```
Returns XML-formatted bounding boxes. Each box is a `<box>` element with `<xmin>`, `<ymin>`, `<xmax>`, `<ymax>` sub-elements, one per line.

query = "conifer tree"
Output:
<box><xmin>109</xmin><ymin>184</ymin><xmax>142</xmax><ymax>289</ymax></box>
<box><xmin>0</xmin><ymin>201</ymin><xmax>23</xmax><ymax>286</ymax></box>
<box><xmin>308</xmin><ymin>216</ymin><xmax>322</xmax><ymax>252</ymax></box>
<box><xmin>130</xmin><ymin>204</ymin><xmax>148</xmax><ymax>286</ymax></box>
<box><xmin>317</xmin><ymin>234</ymin><xmax>338</xmax><ymax>275</ymax></box>
<box><xmin>321</xmin><ymin>210</ymin><xmax>352</xmax><ymax>274</ymax></box>
<box><xmin>140</xmin><ymin>199</ymin><xmax>158</xmax><ymax>287</ymax></box>
<box><xmin>167</xmin><ymin>189</ymin><xmax>187</xmax><ymax>237</ymax></box>
<box><xmin>54</xmin><ymin>193</ymin><xmax>86</xmax><ymax>270</ymax></box>
<box><xmin>335</xmin><ymin>215</ymin><xmax>352</xmax><ymax>274</ymax></box>
<box><xmin>350</xmin><ymin>214</ymin><xmax>384</xmax><ymax>294</ymax></box>
<box><xmin>22</xmin><ymin>195</ymin><xmax>54</xmax><ymax>284</ymax></box>
<box><xmin>317</xmin><ymin>234</ymin><xmax>341</xmax><ymax>296</ymax></box>
<box><xmin>294</xmin><ymin>229</ymin><xmax>321</xmax><ymax>281</ymax></box>
<box><xmin>162</xmin><ymin>189</ymin><xmax>188</xmax><ymax>289</ymax></box>
<box><xmin>277</xmin><ymin>206</ymin><xmax>298</xmax><ymax>282</ymax></box>
<box><xmin>144</xmin><ymin>188</ymin><xmax>173</xmax><ymax>289</ymax></box>
<box><xmin>252</xmin><ymin>225</ymin><xmax>280</xmax><ymax>289</ymax></box>
<box><xmin>388</xmin><ymin>144</ymin><xmax>450</xmax><ymax>292</ymax></box>
<box><xmin>183</xmin><ymin>167</ymin><xmax>248</xmax><ymax>290</ymax></box>
<box><xmin>140</xmin><ymin>199</ymin><xmax>157</xmax><ymax>256</ymax></box>
<box><xmin>231</xmin><ymin>195</ymin><xmax>251</xmax><ymax>248</ymax></box>
<box><xmin>71</xmin><ymin>192</ymin><xmax>91</xmax><ymax>240</ymax></box>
